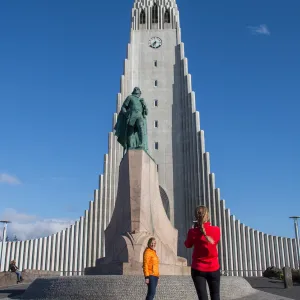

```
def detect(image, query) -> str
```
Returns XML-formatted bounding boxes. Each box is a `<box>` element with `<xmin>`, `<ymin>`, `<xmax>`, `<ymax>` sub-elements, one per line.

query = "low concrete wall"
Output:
<box><xmin>0</xmin><ymin>269</ymin><xmax>60</xmax><ymax>288</ymax></box>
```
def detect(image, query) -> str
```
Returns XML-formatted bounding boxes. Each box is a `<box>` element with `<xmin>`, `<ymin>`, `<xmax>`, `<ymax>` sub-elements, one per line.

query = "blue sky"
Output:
<box><xmin>0</xmin><ymin>0</ymin><xmax>299</xmax><ymax>240</ymax></box>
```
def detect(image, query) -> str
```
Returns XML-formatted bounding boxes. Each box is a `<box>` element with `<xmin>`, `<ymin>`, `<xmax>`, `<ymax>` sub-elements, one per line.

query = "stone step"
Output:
<box><xmin>20</xmin><ymin>275</ymin><xmax>293</xmax><ymax>300</ymax></box>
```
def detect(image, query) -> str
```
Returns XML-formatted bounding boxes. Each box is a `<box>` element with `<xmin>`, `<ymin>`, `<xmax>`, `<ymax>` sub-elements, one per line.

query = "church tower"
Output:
<box><xmin>124</xmin><ymin>0</ymin><xmax>203</xmax><ymax>258</ymax></box>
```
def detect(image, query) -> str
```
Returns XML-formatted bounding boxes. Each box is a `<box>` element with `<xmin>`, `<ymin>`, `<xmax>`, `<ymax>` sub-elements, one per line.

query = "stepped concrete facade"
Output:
<box><xmin>0</xmin><ymin>0</ymin><xmax>299</xmax><ymax>277</ymax></box>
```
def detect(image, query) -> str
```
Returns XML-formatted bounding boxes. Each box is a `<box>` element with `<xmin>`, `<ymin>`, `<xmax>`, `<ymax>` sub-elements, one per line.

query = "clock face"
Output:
<box><xmin>149</xmin><ymin>37</ymin><xmax>162</xmax><ymax>49</ymax></box>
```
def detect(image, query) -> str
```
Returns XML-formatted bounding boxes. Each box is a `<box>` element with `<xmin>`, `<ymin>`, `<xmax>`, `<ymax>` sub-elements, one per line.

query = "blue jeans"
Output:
<box><xmin>15</xmin><ymin>271</ymin><xmax>22</xmax><ymax>282</ymax></box>
<box><xmin>146</xmin><ymin>275</ymin><xmax>158</xmax><ymax>300</ymax></box>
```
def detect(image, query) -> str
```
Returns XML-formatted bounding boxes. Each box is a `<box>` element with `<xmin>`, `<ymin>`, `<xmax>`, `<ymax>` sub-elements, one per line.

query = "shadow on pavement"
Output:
<box><xmin>245</xmin><ymin>277</ymin><xmax>300</xmax><ymax>300</ymax></box>
<box><xmin>0</xmin><ymin>284</ymin><xmax>29</xmax><ymax>299</ymax></box>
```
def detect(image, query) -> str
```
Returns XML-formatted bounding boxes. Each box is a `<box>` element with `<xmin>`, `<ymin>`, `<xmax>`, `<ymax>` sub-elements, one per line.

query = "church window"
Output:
<box><xmin>154</xmin><ymin>60</ymin><xmax>157</xmax><ymax>67</ymax></box>
<box><xmin>154</xmin><ymin>80</ymin><xmax>158</xmax><ymax>87</ymax></box>
<box><xmin>140</xmin><ymin>9</ymin><xmax>146</xmax><ymax>24</ymax></box>
<box><xmin>152</xmin><ymin>3</ymin><xmax>158</xmax><ymax>23</ymax></box>
<box><xmin>154</xmin><ymin>100</ymin><xmax>158</xmax><ymax>107</ymax></box>
<box><xmin>154</xmin><ymin>120</ymin><xmax>158</xmax><ymax>128</ymax></box>
<box><xmin>164</xmin><ymin>9</ymin><xmax>171</xmax><ymax>23</ymax></box>
<box><xmin>155</xmin><ymin>142</ymin><xmax>159</xmax><ymax>150</ymax></box>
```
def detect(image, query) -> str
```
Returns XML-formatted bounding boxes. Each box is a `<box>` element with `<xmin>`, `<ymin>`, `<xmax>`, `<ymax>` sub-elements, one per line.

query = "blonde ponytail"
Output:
<box><xmin>195</xmin><ymin>206</ymin><xmax>209</xmax><ymax>237</ymax></box>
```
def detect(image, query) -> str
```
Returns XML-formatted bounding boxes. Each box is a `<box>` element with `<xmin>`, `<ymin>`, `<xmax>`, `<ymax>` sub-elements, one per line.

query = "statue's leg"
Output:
<box><xmin>136</xmin><ymin>118</ymin><xmax>144</xmax><ymax>148</ymax></box>
<box><xmin>127</xmin><ymin>125</ymin><xmax>134</xmax><ymax>149</ymax></box>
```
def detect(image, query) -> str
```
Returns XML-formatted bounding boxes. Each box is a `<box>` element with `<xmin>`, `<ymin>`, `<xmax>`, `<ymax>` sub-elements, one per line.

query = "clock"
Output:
<box><xmin>149</xmin><ymin>37</ymin><xmax>162</xmax><ymax>49</ymax></box>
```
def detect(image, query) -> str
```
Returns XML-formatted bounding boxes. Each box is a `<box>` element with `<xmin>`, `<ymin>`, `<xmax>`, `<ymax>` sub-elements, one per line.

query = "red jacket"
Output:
<box><xmin>184</xmin><ymin>222</ymin><xmax>221</xmax><ymax>272</ymax></box>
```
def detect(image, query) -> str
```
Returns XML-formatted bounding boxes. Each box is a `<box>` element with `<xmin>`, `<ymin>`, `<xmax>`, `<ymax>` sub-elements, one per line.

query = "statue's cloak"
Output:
<box><xmin>114</xmin><ymin>111</ymin><xmax>127</xmax><ymax>149</ymax></box>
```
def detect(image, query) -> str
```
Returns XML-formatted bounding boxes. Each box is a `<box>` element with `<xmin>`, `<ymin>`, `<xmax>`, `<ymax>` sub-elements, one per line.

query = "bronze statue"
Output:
<box><xmin>114</xmin><ymin>87</ymin><xmax>148</xmax><ymax>155</ymax></box>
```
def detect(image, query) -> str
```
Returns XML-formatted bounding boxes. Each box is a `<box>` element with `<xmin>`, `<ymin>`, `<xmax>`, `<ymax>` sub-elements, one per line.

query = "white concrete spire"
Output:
<box><xmin>132</xmin><ymin>0</ymin><xmax>180</xmax><ymax>30</ymax></box>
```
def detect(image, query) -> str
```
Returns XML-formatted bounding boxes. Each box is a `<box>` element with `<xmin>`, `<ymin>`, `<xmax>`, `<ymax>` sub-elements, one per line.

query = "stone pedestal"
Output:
<box><xmin>86</xmin><ymin>150</ymin><xmax>189</xmax><ymax>275</ymax></box>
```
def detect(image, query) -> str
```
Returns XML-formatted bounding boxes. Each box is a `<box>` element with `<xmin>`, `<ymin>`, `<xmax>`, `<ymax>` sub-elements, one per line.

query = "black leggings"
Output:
<box><xmin>191</xmin><ymin>268</ymin><xmax>220</xmax><ymax>300</ymax></box>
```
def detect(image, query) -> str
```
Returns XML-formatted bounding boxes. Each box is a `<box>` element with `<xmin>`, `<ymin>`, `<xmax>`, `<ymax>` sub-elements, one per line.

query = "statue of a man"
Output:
<box><xmin>114</xmin><ymin>87</ymin><xmax>148</xmax><ymax>155</ymax></box>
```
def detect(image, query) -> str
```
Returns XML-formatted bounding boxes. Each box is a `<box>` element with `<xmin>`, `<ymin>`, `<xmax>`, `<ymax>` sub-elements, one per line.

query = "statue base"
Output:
<box><xmin>85</xmin><ymin>150</ymin><xmax>189</xmax><ymax>275</ymax></box>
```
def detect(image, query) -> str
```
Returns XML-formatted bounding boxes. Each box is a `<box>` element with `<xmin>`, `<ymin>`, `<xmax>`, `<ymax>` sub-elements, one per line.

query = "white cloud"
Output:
<box><xmin>0</xmin><ymin>209</ymin><xmax>75</xmax><ymax>241</ymax></box>
<box><xmin>0</xmin><ymin>173</ymin><xmax>21</xmax><ymax>185</ymax></box>
<box><xmin>248</xmin><ymin>24</ymin><xmax>270</xmax><ymax>36</ymax></box>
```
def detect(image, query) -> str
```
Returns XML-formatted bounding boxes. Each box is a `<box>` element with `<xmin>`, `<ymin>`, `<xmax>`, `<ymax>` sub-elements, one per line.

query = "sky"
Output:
<box><xmin>0</xmin><ymin>0</ymin><xmax>300</xmax><ymax>241</ymax></box>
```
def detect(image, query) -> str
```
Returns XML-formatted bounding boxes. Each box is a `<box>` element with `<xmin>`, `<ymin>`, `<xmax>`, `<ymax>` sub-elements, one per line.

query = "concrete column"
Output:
<box><xmin>50</xmin><ymin>234</ymin><xmax>56</xmax><ymax>271</ymax></box>
<box><xmin>214</xmin><ymin>189</ymin><xmax>223</xmax><ymax>270</ymax></box>
<box><xmin>87</xmin><ymin>201</ymin><xmax>94</xmax><ymax>267</ymax></box>
<box><xmin>98</xmin><ymin>175</ymin><xmax>104</xmax><ymax>258</ymax></box>
<box><xmin>269</xmin><ymin>236</ymin><xmax>275</xmax><ymax>266</ymax></box>
<box><xmin>32</xmin><ymin>239</ymin><xmax>38</xmax><ymax>270</ymax></box>
<box><xmin>13</xmin><ymin>242</ymin><xmax>20</xmax><ymax>264</ymax></box>
<box><xmin>235</xmin><ymin>220</ymin><xmax>243</xmax><ymax>276</ymax></box>
<box><xmin>92</xmin><ymin>190</ymin><xmax>99</xmax><ymax>266</ymax></box>
<box><xmin>240</xmin><ymin>224</ymin><xmax>248</xmax><ymax>277</ymax></box>
<box><xmin>225</xmin><ymin>209</ymin><xmax>233</xmax><ymax>275</ymax></box>
<box><xmin>283</xmin><ymin>238</ymin><xmax>290</xmax><ymax>267</ymax></box>
<box><xmin>230</xmin><ymin>215</ymin><xmax>238</xmax><ymax>276</ymax></box>
<box><xmin>220</xmin><ymin>200</ymin><xmax>228</xmax><ymax>273</ymax></box>
<box><xmin>245</xmin><ymin>227</ymin><xmax>252</xmax><ymax>276</ymax></box>
<box><xmin>204</xmin><ymin>153</ymin><xmax>211</xmax><ymax>213</ymax></box>
<box><xmin>259</xmin><ymin>232</ymin><xmax>266</xmax><ymax>274</ymax></box>
<box><xmin>199</xmin><ymin>131</ymin><xmax>206</xmax><ymax>206</ymax></box>
<box><xmin>103</xmin><ymin>154</ymin><xmax>109</xmax><ymax>229</ymax></box>
<box><xmin>264</xmin><ymin>234</ymin><xmax>271</xmax><ymax>269</ymax></box>
<box><xmin>37</xmin><ymin>238</ymin><xmax>42</xmax><ymax>270</ymax></box>
<box><xmin>23</xmin><ymin>240</ymin><xmax>29</xmax><ymax>270</ymax></box>
<box><xmin>28</xmin><ymin>240</ymin><xmax>33</xmax><ymax>270</ymax></box>
<box><xmin>74</xmin><ymin>221</ymin><xmax>79</xmax><ymax>275</ymax></box>
<box><xmin>274</xmin><ymin>236</ymin><xmax>280</xmax><ymax>267</ymax></box>
<box><xmin>287</xmin><ymin>238</ymin><xmax>295</xmax><ymax>269</ymax></box>
<box><xmin>45</xmin><ymin>237</ymin><xmax>51</xmax><ymax>271</ymax></box>
<box><xmin>55</xmin><ymin>232</ymin><xmax>61</xmax><ymax>272</ymax></box>
<box><xmin>250</xmin><ymin>229</ymin><xmax>257</xmax><ymax>276</ymax></box>
<box><xmin>59</xmin><ymin>231</ymin><xmax>65</xmax><ymax>274</ymax></box>
<box><xmin>292</xmin><ymin>239</ymin><xmax>299</xmax><ymax>267</ymax></box>
<box><xmin>64</xmin><ymin>228</ymin><xmax>70</xmax><ymax>275</ymax></box>
<box><xmin>78</xmin><ymin>217</ymin><xmax>84</xmax><ymax>275</ymax></box>
<box><xmin>4</xmin><ymin>242</ymin><xmax>11</xmax><ymax>270</ymax></box>
<box><xmin>19</xmin><ymin>241</ymin><xmax>24</xmax><ymax>270</ymax></box>
<box><xmin>209</xmin><ymin>174</ymin><xmax>217</xmax><ymax>226</ymax></box>
<box><xmin>69</xmin><ymin>225</ymin><xmax>74</xmax><ymax>275</ymax></box>
<box><xmin>42</xmin><ymin>237</ymin><xmax>47</xmax><ymax>270</ymax></box>
<box><xmin>254</xmin><ymin>231</ymin><xmax>262</xmax><ymax>276</ymax></box>
<box><xmin>278</xmin><ymin>237</ymin><xmax>285</xmax><ymax>268</ymax></box>
<box><xmin>83</xmin><ymin>210</ymin><xmax>88</xmax><ymax>270</ymax></box>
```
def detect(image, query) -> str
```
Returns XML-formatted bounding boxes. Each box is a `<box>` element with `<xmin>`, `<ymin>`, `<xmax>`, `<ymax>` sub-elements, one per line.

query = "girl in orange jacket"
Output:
<box><xmin>143</xmin><ymin>237</ymin><xmax>160</xmax><ymax>300</ymax></box>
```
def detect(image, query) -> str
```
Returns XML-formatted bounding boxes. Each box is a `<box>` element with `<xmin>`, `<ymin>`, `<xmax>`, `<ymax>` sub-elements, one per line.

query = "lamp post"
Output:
<box><xmin>289</xmin><ymin>216</ymin><xmax>300</xmax><ymax>268</ymax></box>
<box><xmin>0</xmin><ymin>220</ymin><xmax>11</xmax><ymax>272</ymax></box>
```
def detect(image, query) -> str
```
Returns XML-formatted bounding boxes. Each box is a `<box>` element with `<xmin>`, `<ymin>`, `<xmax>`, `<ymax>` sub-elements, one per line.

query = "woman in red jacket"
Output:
<box><xmin>184</xmin><ymin>205</ymin><xmax>221</xmax><ymax>300</ymax></box>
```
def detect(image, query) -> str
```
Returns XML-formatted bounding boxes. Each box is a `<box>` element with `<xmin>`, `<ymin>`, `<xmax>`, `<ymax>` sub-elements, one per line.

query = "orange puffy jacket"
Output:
<box><xmin>143</xmin><ymin>248</ymin><xmax>160</xmax><ymax>278</ymax></box>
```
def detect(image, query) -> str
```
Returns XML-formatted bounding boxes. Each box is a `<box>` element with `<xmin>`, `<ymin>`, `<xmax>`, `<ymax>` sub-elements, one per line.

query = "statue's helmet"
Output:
<box><xmin>132</xmin><ymin>87</ymin><xmax>141</xmax><ymax>96</ymax></box>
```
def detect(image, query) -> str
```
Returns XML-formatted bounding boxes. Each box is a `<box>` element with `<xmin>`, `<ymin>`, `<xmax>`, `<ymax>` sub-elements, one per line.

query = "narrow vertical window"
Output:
<box><xmin>164</xmin><ymin>9</ymin><xmax>171</xmax><ymax>23</ymax></box>
<box><xmin>140</xmin><ymin>9</ymin><xmax>146</xmax><ymax>24</ymax></box>
<box><xmin>154</xmin><ymin>100</ymin><xmax>158</xmax><ymax>107</ymax></box>
<box><xmin>152</xmin><ymin>3</ymin><xmax>158</xmax><ymax>23</ymax></box>
<box><xmin>154</xmin><ymin>120</ymin><xmax>158</xmax><ymax>128</ymax></box>
<box><xmin>155</xmin><ymin>142</ymin><xmax>159</xmax><ymax>149</ymax></box>
<box><xmin>157</xmin><ymin>165</ymin><xmax>159</xmax><ymax>172</ymax></box>
<box><xmin>154</xmin><ymin>80</ymin><xmax>158</xmax><ymax>87</ymax></box>
<box><xmin>154</xmin><ymin>60</ymin><xmax>157</xmax><ymax>67</ymax></box>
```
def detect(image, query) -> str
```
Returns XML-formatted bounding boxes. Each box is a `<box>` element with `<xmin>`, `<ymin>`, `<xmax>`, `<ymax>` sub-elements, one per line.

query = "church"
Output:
<box><xmin>0</xmin><ymin>0</ymin><xmax>298</xmax><ymax>276</ymax></box>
